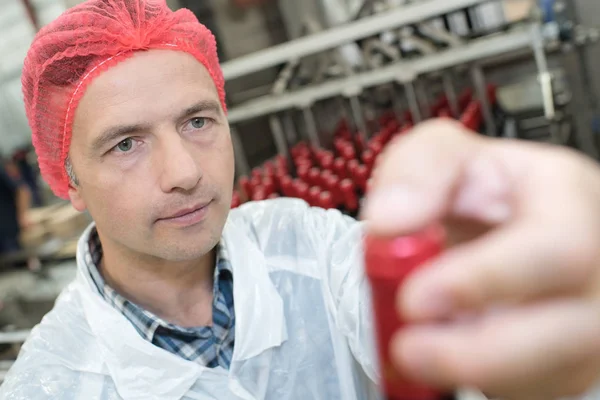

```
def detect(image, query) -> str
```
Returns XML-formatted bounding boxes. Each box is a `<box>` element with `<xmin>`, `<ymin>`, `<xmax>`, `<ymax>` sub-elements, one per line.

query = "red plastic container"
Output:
<box><xmin>263</xmin><ymin>177</ymin><xmax>276</xmax><ymax>196</ymax></box>
<box><xmin>280</xmin><ymin>175</ymin><xmax>294</xmax><ymax>197</ymax></box>
<box><xmin>251</xmin><ymin>167</ymin><xmax>263</xmax><ymax>180</ymax></box>
<box><xmin>347</xmin><ymin>159</ymin><xmax>360</xmax><ymax>179</ymax></box>
<box><xmin>340</xmin><ymin>179</ymin><xmax>359</xmax><ymax>213</ymax></box>
<box><xmin>364</xmin><ymin>226</ymin><xmax>446</xmax><ymax>400</ymax></box>
<box><xmin>250</xmin><ymin>176</ymin><xmax>263</xmax><ymax>195</ymax></box>
<box><xmin>342</xmin><ymin>145</ymin><xmax>357</xmax><ymax>162</ymax></box>
<box><xmin>252</xmin><ymin>187</ymin><xmax>267</xmax><ymax>201</ymax></box>
<box><xmin>362</xmin><ymin>150</ymin><xmax>375</xmax><ymax>172</ymax></box>
<box><xmin>321</xmin><ymin>154</ymin><xmax>334</xmax><ymax>171</ymax></box>
<box><xmin>239</xmin><ymin>176</ymin><xmax>252</xmax><ymax>198</ymax></box>
<box><xmin>333</xmin><ymin>158</ymin><xmax>347</xmax><ymax>179</ymax></box>
<box><xmin>295</xmin><ymin>181</ymin><xmax>310</xmax><ymax>202</ymax></box>
<box><xmin>309</xmin><ymin>186</ymin><xmax>321</xmax><ymax>207</ymax></box>
<box><xmin>318</xmin><ymin>191</ymin><xmax>335</xmax><ymax>209</ymax></box>
<box><xmin>231</xmin><ymin>191</ymin><xmax>241</xmax><ymax>209</ymax></box>
<box><xmin>355</xmin><ymin>165</ymin><xmax>369</xmax><ymax>192</ymax></box>
<box><xmin>308</xmin><ymin>168</ymin><xmax>321</xmax><ymax>187</ymax></box>
<box><xmin>325</xmin><ymin>175</ymin><xmax>341</xmax><ymax>206</ymax></box>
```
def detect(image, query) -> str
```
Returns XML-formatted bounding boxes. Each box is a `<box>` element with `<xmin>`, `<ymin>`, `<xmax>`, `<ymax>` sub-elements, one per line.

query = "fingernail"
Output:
<box><xmin>364</xmin><ymin>185</ymin><xmax>423</xmax><ymax>229</ymax></box>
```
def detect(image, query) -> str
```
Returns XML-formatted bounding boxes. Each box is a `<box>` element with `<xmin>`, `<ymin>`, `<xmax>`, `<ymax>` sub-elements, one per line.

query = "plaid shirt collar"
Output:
<box><xmin>84</xmin><ymin>227</ymin><xmax>233</xmax><ymax>344</ymax></box>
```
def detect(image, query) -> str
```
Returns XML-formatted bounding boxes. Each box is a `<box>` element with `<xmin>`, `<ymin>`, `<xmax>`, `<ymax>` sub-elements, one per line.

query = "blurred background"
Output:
<box><xmin>1</xmin><ymin>0</ymin><xmax>600</xmax><ymax>384</ymax></box>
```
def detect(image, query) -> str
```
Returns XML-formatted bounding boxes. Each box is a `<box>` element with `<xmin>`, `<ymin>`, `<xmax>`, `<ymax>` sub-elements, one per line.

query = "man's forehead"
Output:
<box><xmin>72</xmin><ymin>50</ymin><xmax>222</xmax><ymax>147</ymax></box>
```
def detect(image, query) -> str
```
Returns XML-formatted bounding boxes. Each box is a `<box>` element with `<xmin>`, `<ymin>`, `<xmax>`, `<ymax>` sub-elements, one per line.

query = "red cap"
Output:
<box><xmin>252</xmin><ymin>187</ymin><xmax>267</xmax><ymax>201</ymax></box>
<box><xmin>251</xmin><ymin>167</ymin><xmax>263</xmax><ymax>179</ymax></box>
<box><xmin>355</xmin><ymin>165</ymin><xmax>369</xmax><ymax>192</ymax></box>
<box><xmin>340</xmin><ymin>179</ymin><xmax>359</xmax><ymax>212</ymax></box>
<box><xmin>231</xmin><ymin>191</ymin><xmax>241</xmax><ymax>209</ymax></box>
<box><xmin>295</xmin><ymin>157</ymin><xmax>313</xmax><ymax>170</ymax></box>
<box><xmin>308</xmin><ymin>168</ymin><xmax>321</xmax><ymax>187</ymax></box>
<box><xmin>325</xmin><ymin>174</ymin><xmax>341</xmax><ymax>206</ymax></box>
<box><xmin>308</xmin><ymin>186</ymin><xmax>321</xmax><ymax>207</ymax></box>
<box><xmin>341</xmin><ymin>145</ymin><xmax>356</xmax><ymax>162</ymax></box>
<box><xmin>264</xmin><ymin>161</ymin><xmax>276</xmax><ymax>178</ymax></box>
<box><xmin>297</xmin><ymin>165</ymin><xmax>310</xmax><ymax>182</ymax></box>
<box><xmin>364</xmin><ymin>226</ymin><xmax>445</xmax><ymax>400</ymax></box>
<box><xmin>334</xmin><ymin>138</ymin><xmax>348</xmax><ymax>155</ymax></box>
<box><xmin>250</xmin><ymin>175</ymin><xmax>262</xmax><ymax>193</ymax></box>
<box><xmin>239</xmin><ymin>176</ymin><xmax>252</xmax><ymax>198</ymax></box>
<box><xmin>319</xmin><ymin>169</ymin><xmax>333</xmax><ymax>188</ymax></box>
<box><xmin>362</xmin><ymin>150</ymin><xmax>375</xmax><ymax>171</ymax></box>
<box><xmin>368</xmin><ymin>141</ymin><xmax>384</xmax><ymax>157</ymax></box>
<box><xmin>263</xmin><ymin>177</ymin><xmax>276</xmax><ymax>196</ymax></box>
<box><xmin>347</xmin><ymin>159</ymin><xmax>360</xmax><ymax>178</ymax></box>
<box><xmin>267</xmin><ymin>193</ymin><xmax>280</xmax><ymax>199</ymax></box>
<box><xmin>318</xmin><ymin>191</ymin><xmax>335</xmax><ymax>209</ymax></box>
<box><xmin>280</xmin><ymin>175</ymin><xmax>293</xmax><ymax>197</ymax></box>
<box><xmin>321</xmin><ymin>154</ymin><xmax>334</xmax><ymax>171</ymax></box>
<box><xmin>333</xmin><ymin>157</ymin><xmax>347</xmax><ymax>179</ymax></box>
<box><xmin>295</xmin><ymin>181</ymin><xmax>310</xmax><ymax>202</ymax></box>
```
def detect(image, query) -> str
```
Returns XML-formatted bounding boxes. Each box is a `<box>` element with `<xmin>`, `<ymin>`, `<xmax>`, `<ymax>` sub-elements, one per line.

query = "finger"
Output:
<box><xmin>399</xmin><ymin>215</ymin><xmax>596</xmax><ymax>320</ymax></box>
<box><xmin>391</xmin><ymin>300</ymin><xmax>600</xmax><ymax>399</ymax></box>
<box><xmin>362</xmin><ymin>119</ymin><xmax>485</xmax><ymax>236</ymax></box>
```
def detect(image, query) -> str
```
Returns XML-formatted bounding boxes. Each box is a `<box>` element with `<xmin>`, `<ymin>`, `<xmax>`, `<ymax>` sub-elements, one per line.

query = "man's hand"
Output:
<box><xmin>363</xmin><ymin>119</ymin><xmax>600</xmax><ymax>400</ymax></box>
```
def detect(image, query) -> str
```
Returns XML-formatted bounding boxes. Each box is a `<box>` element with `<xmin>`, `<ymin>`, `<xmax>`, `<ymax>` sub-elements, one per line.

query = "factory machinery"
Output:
<box><xmin>2</xmin><ymin>0</ymin><xmax>600</xmax><ymax>384</ymax></box>
<box><xmin>224</xmin><ymin>0</ymin><xmax>600</xmax><ymax>212</ymax></box>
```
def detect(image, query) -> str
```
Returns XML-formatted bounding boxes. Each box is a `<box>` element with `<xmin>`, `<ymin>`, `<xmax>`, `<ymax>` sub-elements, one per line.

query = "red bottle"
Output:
<box><xmin>364</xmin><ymin>226</ymin><xmax>450</xmax><ymax>400</ymax></box>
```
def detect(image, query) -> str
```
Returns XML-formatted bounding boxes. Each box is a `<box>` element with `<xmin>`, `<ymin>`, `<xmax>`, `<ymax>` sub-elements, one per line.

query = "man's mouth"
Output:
<box><xmin>158</xmin><ymin>201</ymin><xmax>212</xmax><ymax>227</ymax></box>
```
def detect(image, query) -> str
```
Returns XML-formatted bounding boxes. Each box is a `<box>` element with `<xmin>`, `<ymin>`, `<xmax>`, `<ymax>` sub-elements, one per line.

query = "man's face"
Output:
<box><xmin>69</xmin><ymin>50</ymin><xmax>234</xmax><ymax>262</ymax></box>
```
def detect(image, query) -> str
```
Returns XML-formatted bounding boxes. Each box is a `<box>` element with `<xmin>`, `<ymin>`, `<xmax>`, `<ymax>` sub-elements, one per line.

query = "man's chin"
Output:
<box><xmin>149</xmin><ymin>236</ymin><xmax>218</xmax><ymax>262</ymax></box>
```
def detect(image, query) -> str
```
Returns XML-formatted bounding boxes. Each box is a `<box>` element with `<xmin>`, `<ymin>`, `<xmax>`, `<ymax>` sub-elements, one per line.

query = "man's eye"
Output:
<box><xmin>190</xmin><ymin>117</ymin><xmax>206</xmax><ymax>129</ymax></box>
<box><xmin>115</xmin><ymin>138</ymin><xmax>134</xmax><ymax>152</ymax></box>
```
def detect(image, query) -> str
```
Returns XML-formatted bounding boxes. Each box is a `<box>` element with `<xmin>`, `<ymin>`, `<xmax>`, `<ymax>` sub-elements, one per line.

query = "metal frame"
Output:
<box><xmin>220</xmin><ymin>0</ymin><xmax>493</xmax><ymax>80</ymax></box>
<box><xmin>227</xmin><ymin>25</ymin><xmax>537</xmax><ymax>124</ymax></box>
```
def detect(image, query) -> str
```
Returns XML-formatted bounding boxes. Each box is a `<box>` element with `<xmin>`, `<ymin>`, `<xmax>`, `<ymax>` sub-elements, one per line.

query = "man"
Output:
<box><xmin>2</xmin><ymin>0</ymin><xmax>600</xmax><ymax>399</ymax></box>
<box><xmin>0</xmin><ymin>158</ymin><xmax>30</xmax><ymax>256</ymax></box>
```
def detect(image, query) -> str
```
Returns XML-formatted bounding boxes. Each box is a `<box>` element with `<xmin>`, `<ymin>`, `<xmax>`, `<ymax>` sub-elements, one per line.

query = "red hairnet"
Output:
<box><xmin>22</xmin><ymin>0</ymin><xmax>227</xmax><ymax>199</ymax></box>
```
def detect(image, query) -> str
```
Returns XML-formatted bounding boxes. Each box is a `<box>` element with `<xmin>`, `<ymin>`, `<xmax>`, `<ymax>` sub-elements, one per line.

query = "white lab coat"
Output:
<box><xmin>0</xmin><ymin>198</ymin><xmax>382</xmax><ymax>400</ymax></box>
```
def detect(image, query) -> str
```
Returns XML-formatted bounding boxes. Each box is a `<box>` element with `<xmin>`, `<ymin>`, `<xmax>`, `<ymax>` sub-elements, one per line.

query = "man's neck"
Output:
<box><xmin>97</xmin><ymin>232</ymin><xmax>217</xmax><ymax>328</ymax></box>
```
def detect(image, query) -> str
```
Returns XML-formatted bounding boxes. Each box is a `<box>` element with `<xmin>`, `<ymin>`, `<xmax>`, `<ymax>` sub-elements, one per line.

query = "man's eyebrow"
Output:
<box><xmin>91</xmin><ymin>124</ymin><xmax>150</xmax><ymax>152</ymax></box>
<box><xmin>177</xmin><ymin>100</ymin><xmax>222</xmax><ymax>121</ymax></box>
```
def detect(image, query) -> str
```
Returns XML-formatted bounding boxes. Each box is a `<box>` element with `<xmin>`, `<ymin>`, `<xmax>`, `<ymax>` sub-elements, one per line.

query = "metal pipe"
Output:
<box><xmin>0</xmin><ymin>330</ymin><xmax>30</xmax><ymax>344</ymax></box>
<box><xmin>416</xmin><ymin>80</ymin><xmax>432</xmax><ymax>120</ymax></box>
<box><xmin>302</xmin><ymin>107</ymin><xmax>321</xmax><ymax>148</ymax></box>
<box><xmin>443</xmin><ymin>71</ymin><xmax>460</xmax><ymax>117</ymax></box>
<box><xmin>269</xmin><ymin>116</ymin><xmax>291</xmax><ymax>160</ymax></box>
<box><xmin>405</xmin><ymin>82</ymin><xmax>422</xmax><ymax>123</ymax></box>
<box><xmin>349</xmin><ymin>95</ymin><xmax>369</xmax><ymax>144</ymax></box>
<box><xmin>470</xmin><ymin>64</ymin><xmax>497</xmax><ymax>135</ymax></box>
<box><xmin>530</xmin><ymin>24</ymin><xmax>556</xmax><ymax>121</ymax></box>
<box><xmin>227</xmin><ymin>27</ymin><xmax>534</xmax><ymax>124</ymax></box>
<box><xmin>221</xmin><ymin>0</ymin><xmax>492</xmax><ymax>80</ymax></box>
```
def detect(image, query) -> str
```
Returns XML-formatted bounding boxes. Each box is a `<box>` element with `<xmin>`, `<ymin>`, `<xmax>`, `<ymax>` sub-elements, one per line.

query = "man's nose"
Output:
<box><xmin>158</xmin><ymin>135</ymin><xmax>202</xmax><ymax>193</ymax></box>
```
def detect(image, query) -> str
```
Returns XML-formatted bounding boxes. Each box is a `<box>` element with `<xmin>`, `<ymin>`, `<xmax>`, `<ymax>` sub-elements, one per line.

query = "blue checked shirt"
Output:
<box><xmin>84</xmin><ymin>228</ymin><xmax>235</xmax><ymax>369</ymax></box>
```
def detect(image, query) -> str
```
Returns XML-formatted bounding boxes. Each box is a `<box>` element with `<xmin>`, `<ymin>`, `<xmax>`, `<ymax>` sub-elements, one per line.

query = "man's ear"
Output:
<box><xmin>68</xmin><ymin>184</ymin><xmax>87</xmax><ymax>212</ymax></box>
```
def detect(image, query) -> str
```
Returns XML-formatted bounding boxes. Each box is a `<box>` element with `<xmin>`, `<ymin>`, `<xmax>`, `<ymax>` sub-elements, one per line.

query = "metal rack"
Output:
<box><xmin>221</xmin><ymin>0</ymin><xmax>600</xmax><ymax>169</ymax></box>
<box><xmin>220</xmin><ymin>0</ymin><xmax>492</xmax><ymax>80</ymax></box>
<box><xmin>227</xmin><ymin>25</ymin><xmax>537</xmax><ymax>124</ymax></box>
